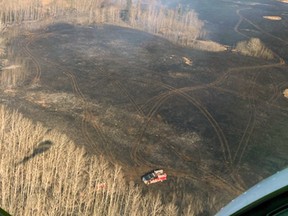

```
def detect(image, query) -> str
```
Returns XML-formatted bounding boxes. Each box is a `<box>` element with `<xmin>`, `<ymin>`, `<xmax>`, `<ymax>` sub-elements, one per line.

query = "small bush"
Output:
<box><xmin>235</xmin><ymin>38</ymin><xmax>274</xmax><ymax>59</ymax></box>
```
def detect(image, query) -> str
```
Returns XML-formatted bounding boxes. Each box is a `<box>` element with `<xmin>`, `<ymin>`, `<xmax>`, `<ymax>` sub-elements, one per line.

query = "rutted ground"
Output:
<box><xmin>0</xmin><ymin>0</ymin><xmax>288</xmax><ymax>213</ymax></box>
<box><xmin>1</xmin><ymin>21</ymin><xmax>286</xmax><ymax>203</ymax></box>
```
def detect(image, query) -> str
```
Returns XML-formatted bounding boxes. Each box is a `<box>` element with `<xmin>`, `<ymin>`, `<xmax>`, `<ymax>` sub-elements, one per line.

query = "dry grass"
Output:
<box><xmin>0</xmin><ymin>105</ymin><xmax>209</xmax><ymax>215</ymax></box>
<box><xmin>129</xmin><ymin>6</ymin><xmax>204</xmax><ymax>47</ymax></box>
<box><xmin>277</xmin><ymin>0</ymin><xmax>288</xmax><ymax>3</ymax></box>
<box><xmin>190</xmin><ymin>40</ymin><xmax>227</xmax><ymax>52</ymax></box>
<box><xmin>0</xmin><ymin>0</ymin><xmax>204</xmax><ymax>48</ymax></box>
<box><xmin>0</xmin><ymin>58</ymin><xmax>29</xmax><ymax>88</ymax></box>
<box><xmin>234</xmin><ymin>38</ymin><xmax>275</xmax><ymax>60</ymax></box>
<box><xmin>283</xmin><ymin>89</ymin><xmax>288</xmax><ymax>98</ymax></box>
<box><xmin>263</xmin><ymin>16</ymin><xmax>282</xmax><ymax>21</ymax></box>
<box><xmin>182</xmin><ymin>57</ymin><xmax>193</xmax><ymax>66</ymax></box>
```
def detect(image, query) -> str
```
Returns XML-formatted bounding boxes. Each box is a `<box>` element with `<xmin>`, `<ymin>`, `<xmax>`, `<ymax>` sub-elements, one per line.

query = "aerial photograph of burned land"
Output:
<box><xmin>0</xmin><ymin>0</ymin><xmax>287</xmax><ymax>215</ymax></box>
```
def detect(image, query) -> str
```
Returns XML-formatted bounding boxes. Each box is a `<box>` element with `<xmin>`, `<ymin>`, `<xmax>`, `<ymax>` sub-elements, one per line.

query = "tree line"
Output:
<box><xmin>0</xmin><ymin>0</ymin><xmax>204</xmax><ymax>46</ymax></box>
<box><xmin>0</xmin><ymin>105</ymin><xmax>210</xmax><ymax>215</ymax></box>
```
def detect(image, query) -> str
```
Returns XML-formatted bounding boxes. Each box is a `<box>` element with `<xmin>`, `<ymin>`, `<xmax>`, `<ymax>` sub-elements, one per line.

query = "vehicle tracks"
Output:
<box><xmin>35</xmin><ymin>53</ymin><xmax>113</xmax><ymax>160</ymax></box>
<box><xmin>235</xmin><ymin>8</ymin><xmax>251</xmax><ymax>39</ymax></box>
<box><xmin>233</xmin><ymin>72</ymin><xmax>259</xmax><ymax>168</ymax></box>
<box><xmin>63</xmin><ymin>71</ymin><xmax>109</xmax><ymax>156</ymax></box>
<box><xmin>22</xmin><ymin>32</ymin><xmax>54</xmax><ymax>85</ymax></box>
<box><xmin>130</xmin><ymin>76</ymin><xmax>233</xmax><ymax>174</ymax></box>
<box><xmin>114</xmin><ymin>80</ymin><xmax>145</xmax><ymax>116</ymax></box>
<box><xmin>18</xmin><ymin>21</ymin><xmax>288</xmax><ymax>195</ymax></box>
<box><xmin>231</xmin><ymin>6</ymin><xmax>287</xmax><ymax>170</ymax></box>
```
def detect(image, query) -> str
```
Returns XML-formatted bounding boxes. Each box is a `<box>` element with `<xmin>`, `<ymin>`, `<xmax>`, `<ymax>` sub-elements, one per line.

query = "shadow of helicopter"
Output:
<box><xmin>17</xmin><ymin>140</ymin><xmax>53</xmax><ymax>165</ymax></box>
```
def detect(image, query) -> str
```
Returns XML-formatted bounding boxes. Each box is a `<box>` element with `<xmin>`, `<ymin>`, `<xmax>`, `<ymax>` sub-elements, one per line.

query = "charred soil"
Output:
<box><xmin>1</xmin><ymin>21</ymin><xmax>288</xmax><ymax>213</ymax></box>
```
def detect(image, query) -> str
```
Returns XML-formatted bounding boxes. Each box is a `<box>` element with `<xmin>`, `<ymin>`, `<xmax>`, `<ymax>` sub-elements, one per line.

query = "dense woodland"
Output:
<box><xmin>0</xmin><ymin>0</ymin><xmax>204</xmax><ymax>46</ymax></box>
<box><xmin>0</xmin><ymin>106</ymin><xmax>208</xmax><ymax>215</ymax></box>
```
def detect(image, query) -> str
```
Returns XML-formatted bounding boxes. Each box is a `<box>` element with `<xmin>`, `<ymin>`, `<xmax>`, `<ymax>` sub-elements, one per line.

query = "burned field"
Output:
<box><xmin>1</xmin><ymin>20</ymin><xmax>288</xmax><ymax>208</ymax></box>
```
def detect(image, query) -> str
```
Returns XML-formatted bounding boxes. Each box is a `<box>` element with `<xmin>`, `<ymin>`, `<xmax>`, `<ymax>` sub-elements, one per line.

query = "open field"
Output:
<box><xmin>0</xmin><ymin>0</ymin><xmax>288</xmax><ymax>215</ymax></box>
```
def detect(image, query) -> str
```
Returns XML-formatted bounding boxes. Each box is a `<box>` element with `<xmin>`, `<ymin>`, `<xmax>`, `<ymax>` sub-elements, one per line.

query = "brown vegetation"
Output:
<box><xmin>0</xmin><ymin>105</ymin><xmax>207</xmax><ymax>215</ymax></box>
<box><xmin>234</xmin><ymin>38</ymin><xmax>275</xmax><ymax>60</ymax></box>
<box><xmin>0</xmin><ymin>58</ymin><xmax>29</xmax><ymax>88</ymax></box>
<box><xmin>277</xmin><ymin>0</ymin><xmax>288</xmax><ymax>3</ymax></box>
<box><xmin>182</xmin><ymin>57</ymin><xmax>193</xmax><ymax>66</ymax></box>
<box><xmin>0</xmin><ymin>0</ymin><xmax>204</xmax><ymax>47</ymax></box>
<box><xmin>0</xmin><ymin>39</ymin><xmax>32</xmax><ymax>88</ymax></box>
<box><xmin>283</xmin><ymin>89</ymin><xmax>288</xmax><ymax>98</ymax></box>
<box><xmin>190</xmin><ymin>40</ymin><xmax>227</xmax><ymax>52</ymax></box>
<box><xmin>263</xmin><ymin>16</ymin><xmax>282</xmax><ymax>21</ymax></box>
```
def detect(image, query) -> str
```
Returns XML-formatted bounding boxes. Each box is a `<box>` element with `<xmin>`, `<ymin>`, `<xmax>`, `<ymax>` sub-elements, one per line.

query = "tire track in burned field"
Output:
<box><xmin>268</xmin><ymin>81</ymin><xmax>288</xmax><ymax>104</ymax></box>
<box><xmin>267</xmin><ymin>71</ymin><xmax>281</xmax><ymax>104</ymax></box>
<box><xmin>132</xmin><ymin>63</ymin><xmax>285</xmax><ymax>190</ymax></box>
<box><xmin>21</xmin><ymin>31</ymin><xmax>107</xmax><ymax>155</ymax></box>
<box><xmin>60</xmin><ymin>71</ymin><xmax>110</xmax><ymax>158</ymax></box>
<box><xmin>130</xmin><ymin>70</ymin><xmax>233</xmax><ymax>168</ymax></box>
<box><xmin>141</xmin><ymin>69</ymin><xmax>231</xmax><ymax>112</ymax></box>
<box><xmin>232</xmin><ymin>71</ymin><xmax>259</xmax><ymax>169</ymax></box>
<box><xmin>22</xmin><ymin>31</ymin><xmax>244</xmax><ymax>194</ymax></box>
<box><xmin>73</xmin><ymin>62</ymin><xmax>212</xmax><ymax>169</ymax></box>
<box><xmin>68</xmin><ymin>66</ymin><xmax>148</xmax><ymax>162</ymax></box>
<box><xmin>123</xmin><ymin>70</ymin><xmax>244</xmax><ymax>193</ymax></box>
<box><xmin>35</xmin><ymin>54</ymin><xmax>113</xmax><ymax>160</ymax></box>
<box><xmin>220</xmin><ymin>62</ymin><xmax>286</xmax><ymax>170</ymax></box>
<box><xmin>31</xmin><ymin>35</ymin><xmax>147</xmax><ymax>166</ymax></box>
<box><xmin>166</xmin><ymin>164</ymin><xmax>244</xmax><ymax>196</ymax></box>
<box><xmin>211</xmin><ymin>61</ymin><xmax>286</xmax><ymax>188</ymax></box>
<box><xmin>63</xmin><ymin>71</ymin><xmax>100</xmax><ymax>151</ymax></box>
<box><xmin>236</xmin><ymin>7</ymin><xmax>288</xmax><ymax>46</ymax></box>
<box><xmin>114</xmin><ymin>80</ymin><xmax>145</xmax><ymax>116</ymax></box>
<box><xmin>22</xmin><ymin>32</ymin><xmax>54</xmax><ymax>85</ymax></box>
<box><xmin>79</xmin><ymin>62</ymin><xmax>146</xmax><ymax>118</ymax></box>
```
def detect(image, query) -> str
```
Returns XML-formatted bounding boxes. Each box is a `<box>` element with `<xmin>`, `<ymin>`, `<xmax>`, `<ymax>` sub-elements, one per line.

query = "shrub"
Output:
<box><xmin>235</xmin><ymin>38</ymin><xmax>274</xmax><ymax>60</ymax></box>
